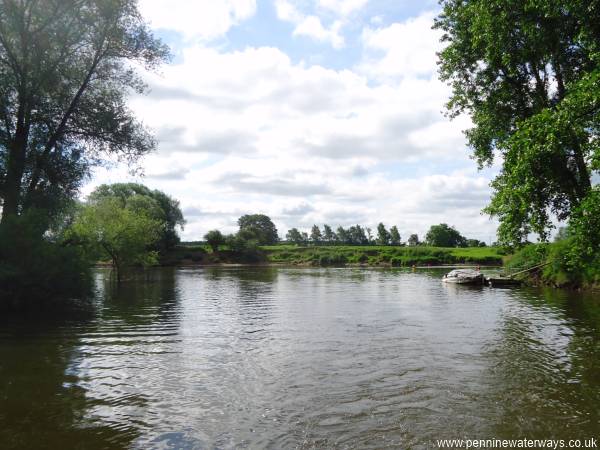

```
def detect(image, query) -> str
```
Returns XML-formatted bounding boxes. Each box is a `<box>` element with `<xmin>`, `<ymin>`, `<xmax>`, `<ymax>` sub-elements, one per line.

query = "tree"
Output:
<box><xmin>0</xmin><ymin>0</ymin><xmax>169</xmax><ymax>227</ymax></box>
<box><xmin>226</xmin><ymin>229</ymin><xmax>260</xmax><ymax>255</ymax></box>
<box><xmin>301</xmin><ymin>231</ymin><xmax>309</xmax><ymax>244</ymax></box>
<box><xmin>310</xmin><ymin>224</ymin><xmax>322</xmax><ymax>245</ymax></box>
<box><xmin>322</xmin><ymin>224</ymin><xmax>336</xmax><ymax>244</ymax></box>
<box><xmin>204</xmin><ymin>230</ymin><xmax>225</xmax><ymax>253</ymax></box>
<box><xmin>68</xmin><ymin>197</ymin><xmax>161</xmax><ymax>282</ymax></box>
<box><xmin>366</xmin><ymin>227</ymin><xmax>374</xmax><ymax>244</ymax></box>
<box><xmin>408</xmin><ymin>234</ymin><xmax>419</xmax><ymax>246</ymax></box>
<box><xmin>335</xmin><ymin>226</ymin><xmax>351</xmax><ymax>244</ymax></box>
<box><xmin>435</xmin><ymin>1</ymin><xmax>600</xmax><ymax>245</ymax></box>
<box><xmin>348</xmin><ymin>225</ymin><xmax>368</xmax><ymax>245</ymax></box>
<box><xmin>88</xmin><ymin>183</ymin><xmax>185</xmax><ymax>250</ymax></box>
<box><xmin>238</xmin><ymin>214</ymin><xmax>279</xmax><ymax>245</ymax></box>
<box><xmin>389</xmin><ymin>226</ymin><xmax>401</xmax><ymax>246</ymax></box>
<box><xmin>466</xmin><ymin>239</ymin><xmax>484</xmax><ymax>248</ymax></box>
<box><xmin>425</xmin><ymin>224</ymin><xmax>466</xmax><ymax>247</ymax></box>
<box><xmin>377</xmin><ymin>223</ymin><xmax>391</xmax><ymax>245</ymax></box>
<box><xmin>286</xmin><ymin>228</ymin><xmax>304</xmax><ymax>245</ymax></box>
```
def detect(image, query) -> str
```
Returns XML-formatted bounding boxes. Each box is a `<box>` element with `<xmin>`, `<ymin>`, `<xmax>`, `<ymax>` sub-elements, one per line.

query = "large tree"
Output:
<box><xmin>204</xmin><ymin>229</ymin><xmax>225</xmax><ymax>253</ymax></box>
<box><xmin>425</xmin><ymin>223</ymin><xmax>466</xmax><ymax>247</ymax></box>
<box><xmin>89</xmin><ymin>183</ymin><xmax>184</xmax><ymax>250</ymax></box>
<box><xmin>389</xmin><ymin>226</ymin><xmax>401</xmax><ymax>246</ymax></box>
<box><xmin>322</xmin><ymin>224</ymin><xmax>336</xmax><ymax>244</ymax></box>
<box><xmin>336</xmin><ymin>226</ymin><xmax>349</xmax><ymax>245</ymax></box>
<box><xmin>68</xmin><ymin>196</ymin><xmax>161</xmax><ymax>282</ymax></box>
<box><xmin>408</xmin><ymin>233</ymin><xmax>419</xmax><ymax>246</ymax></box>
<box><xmin>310</xmin><ymin>224</ymin><xmax>322</xmax><ymax>245</ymax></box>
<box><xmin>376</xmin><ymin>222</ymin><xmax>390</xmax><ymax>245</ymax></box>
<box><xmin>286</xmin><ymin>227</ymin><xmax>305</xmax><ymax>245</ymax></box>
<box><xmin>0</xmin><ymin>0</ymin><xmax>169</xmax><ymax>226</ymax></box>
<box><xmin>238</xmin><ymin>214</ymin><xmax>279</xmax><ymax>245</ymax></box>
<box><xmin>435</xmin><ymin>0</ymin><xmax>600</xmax><ymax>245</ymax></box>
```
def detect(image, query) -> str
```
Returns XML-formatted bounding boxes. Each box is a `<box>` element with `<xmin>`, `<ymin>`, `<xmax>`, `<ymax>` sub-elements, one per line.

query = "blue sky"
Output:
<box><xmin>86</xmin><ymin>0</ymin><xmax>500</xmax><ymax>242</ymax></box>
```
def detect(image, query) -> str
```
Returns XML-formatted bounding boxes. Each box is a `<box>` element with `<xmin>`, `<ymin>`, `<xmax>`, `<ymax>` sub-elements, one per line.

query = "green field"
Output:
<box><xmin>261</xmin><ymin>245</ymin><xmax>505</xmax><ymax>267</ymax></box>
<box><xmin>167</xmin><ymin>243</ymin><xmax>505</xmax><ymax>267</ymax></box>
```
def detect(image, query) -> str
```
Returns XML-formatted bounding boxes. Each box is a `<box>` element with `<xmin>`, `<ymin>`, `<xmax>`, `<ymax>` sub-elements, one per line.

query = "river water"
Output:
<box><xmin>1</xmin><ymin>267</ymin><xmax>599</xmax><ymax>449</ymax></box>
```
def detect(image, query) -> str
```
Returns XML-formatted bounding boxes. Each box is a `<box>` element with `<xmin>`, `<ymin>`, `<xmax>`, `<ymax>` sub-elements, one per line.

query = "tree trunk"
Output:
<box><xmin>1</xmin><ymin>138</ymin><xmax>27</xmax><ymax>225</ymax></box>
<box><xmin>114</xmin><ymin>259</ymin><xmax>122</xmax><ymax>284</ymax></box>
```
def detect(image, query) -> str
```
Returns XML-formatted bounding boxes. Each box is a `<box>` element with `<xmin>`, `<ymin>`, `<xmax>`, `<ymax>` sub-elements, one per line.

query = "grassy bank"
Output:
<box><xmin>162</xmin><ymin>244</ymin><xmax>504</xmax><ymax>267</ymax></box>
<box><xmin>263</xmin><ymin>245</ymin><xmax>503</xmax><ymax>266</ymax></box>
<box><xmin>505</xmin><ymin>242</ymin><xmax>600</xmax><ymax>290</ymax></box>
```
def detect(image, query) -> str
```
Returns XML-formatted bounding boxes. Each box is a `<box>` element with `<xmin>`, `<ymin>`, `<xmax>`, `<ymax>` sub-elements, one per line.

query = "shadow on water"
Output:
<box><xmin>95</xmin><ymin>267</ymin><xmax>180</xmax><ymax>324</ymax></box>
<box><xmin>0</xmin><ymin>268</ymin><xmax>182</xmax><ymax>450</ymax></box>
<box><xmin>0</xmin><ymin>312</ymin><xmax>140</xmax><ymax>449</ymax></box>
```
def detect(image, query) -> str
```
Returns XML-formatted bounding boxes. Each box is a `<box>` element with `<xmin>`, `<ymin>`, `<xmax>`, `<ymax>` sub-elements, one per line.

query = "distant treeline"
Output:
<box><xmin>284</xmin><ymin>223</ymin><xmax>487</xmax><ymax>248</ymax></box>
<box><xmin>202</xmin><ymin>215</ymin><xmax>487</xmax><ymax>251</ymax></box>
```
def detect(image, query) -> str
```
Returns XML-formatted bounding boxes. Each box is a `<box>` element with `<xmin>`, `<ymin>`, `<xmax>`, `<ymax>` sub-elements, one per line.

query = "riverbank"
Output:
<box><xmin>161</xmin><ymin>244</ymin><xmax>505</xmax><ymax>268</ymax></box>
<box><xmin>162</xmin><ymin>243</ymin><xmax>600</xmax><ymax>291</ymax></box>
<box><xmin>505</xmin><ymin>242</ymin><xmax>600</xmax><ymax>290</ymax></box>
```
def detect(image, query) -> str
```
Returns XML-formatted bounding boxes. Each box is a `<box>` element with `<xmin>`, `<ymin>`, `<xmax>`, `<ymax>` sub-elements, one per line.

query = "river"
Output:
<box><xmin>1</xmin><ymin>267</ymin><xmax>599</xmax><ymax>449</ymax></box>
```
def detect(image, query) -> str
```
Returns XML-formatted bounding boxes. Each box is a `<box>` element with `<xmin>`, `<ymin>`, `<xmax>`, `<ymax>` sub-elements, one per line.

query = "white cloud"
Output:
<box><xmin>361</xmin><ymin>11</ymin><xmax>442</xmax><ymax>80</ymax></box>
<box><xmin>84</xmin><ymin>10</ymin><xmax>497</xmax><ymax>241</ymax></box>
<box><xmin>275</xmin><ymin>0</ymin><xmax>303</xmax><ymax>22</ymax></box>
<box><xmin>317</xmin><ymin>0</ymin><xmax>370</xmax><ymax>16</ymax></box>
<box><xmin>137</xmin><ymin>0</ymin><xmax>256</xmax><ymax>41</ymax></box>
<box><xmin>294</xmin><ymin>16</ymin><xmax>345</xmax><ymax>48</ymax></box>
<box><xmin>275</xmin><ymin>0</ymin><xmax>345</xmax><ymax>48</ymax></box>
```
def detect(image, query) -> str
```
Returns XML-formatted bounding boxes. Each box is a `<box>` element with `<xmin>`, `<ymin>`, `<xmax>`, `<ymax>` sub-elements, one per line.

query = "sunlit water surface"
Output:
<box><xmin>1</xmin><ymin>267</ymin><xmax>599</xmax><ymax>449</ymax></box>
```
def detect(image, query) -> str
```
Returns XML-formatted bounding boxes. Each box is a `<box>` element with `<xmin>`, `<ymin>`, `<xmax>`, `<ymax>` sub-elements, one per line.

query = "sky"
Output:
<box><xmin>84</xmin><ymin>0</ymin><xmax>501</xmax><ymax>243</ymax></box>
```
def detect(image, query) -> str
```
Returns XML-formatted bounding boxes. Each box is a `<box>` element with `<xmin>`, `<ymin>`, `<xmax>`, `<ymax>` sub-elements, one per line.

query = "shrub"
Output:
<box><xmin>0</xmin><ymin>212</ymin><xmax>92</xmax><ymax>310</ymax></box>
<box><xmin>317</xmin><ymin>254</ymin><xmax>347</xmax><ymax>266</ymax></box>
<box><xmin>505</xmin><ymin>244</ymin><xmax>548</xmax><ymax>271</ymax></box>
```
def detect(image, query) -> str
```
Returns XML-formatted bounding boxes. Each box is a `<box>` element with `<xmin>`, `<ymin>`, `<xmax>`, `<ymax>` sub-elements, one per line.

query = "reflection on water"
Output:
<box><xmin>0</xmin><ymin>267</ymin><xmax>599</xmax><ymax>449</ymax></box>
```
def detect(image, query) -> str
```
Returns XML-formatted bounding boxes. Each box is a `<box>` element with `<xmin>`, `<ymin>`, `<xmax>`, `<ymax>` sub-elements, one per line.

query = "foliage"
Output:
<box><xmin>88</xmin><ymin>183</ymin><xmax>185</xmax><ymax>250</ymax></box>
<box><xmin>204</xmin><ymin>230</ymin><xmax>225</xmax><ymax>253</ymax></box>
<box><xmin>505</xmin><ymin>244</ymin><xmax>549</xmax><ymax>272</ymax></box>
<box><xmin>435</xmin><ymin>0</ymin><xmax>600</xmax><ymax>245</ymax></box>
<box><xmin>286</xmin><ymin>227</ymin><xmax>306</xmax><ymax>245</ymax></box>
<box><xmin>0</xmin><ymin>211</ymin><xmax>91</xmax><ymax>309</ymax></box>
<box><xmin>408</xmin><ymin>234</ymin><xmax>419</xmax><ymax>246</ymax></box>
<box><xmin>159</xmin><ymin>245</ymin><xmax>207</xmax><ymax>265</ymax></box>
<box><xmin>346</xmin><ymin>225</ymin><xmax>369</xmax><ymax>245</ymax></box>
<box><xmin>425</xmin><ymin>224</ymin><xmax>466</xmax><ymax>247</ymax></box>
<box><xmin>335</xmin><ymin>226</ymin><xmax>349</xmax><ymax>245</ymax></box>
<box><xmin>237</xmin><ymin>214</ymin><xmax>279</xmax><ymax>245</ymax></box>
<box><xmin>569</xmin><ymin>187</ymin><xmax>600</xmax><ymax>260</ymax></box>
<box><xmin>0</xmin><ymin>0</ymin><xmax>169</xmax><ymax>225</ymax></box>
<box><xmin>322</xmin><ymin>224</ymin><xmax>336</xmax><ymax>244</ymax></box>
<box><xmin>542</xmin><ymin>188</ymin><xmax>600</xmax><ymax>286</ymax></box>
<box><xmin>68</xmin><ymin>197</ymin><xmax>161</xmax><ymax>282</ymax></box>
<box><xmin>310</xmin><ymin>224</ymin><xmax>322</xmax><ymax>245</ymax></box>
<box><xmin>224</xmin><ymin>229</ymin><xmax>263</xmax><ymax>262</ymax></box>
<box><xmin>376</xmin><ymin>223</ymin><xmax>390</xmax><ymax>245</ymax></box>
<box><xmin>264</xmin><ymin>244</ymin><xmax>503</xmax><ymax>267</ymax></box>
<box><xmin>389</xmin><ymin>226</ymin><xmax>401</xmax><ymax>246</ymax></box>
<box><xmin>507</xmin><ymin>239</ymin><xmax>600</xmax><ymax>288</ymax></box>
<box><xmin>467</xmin><ymin>239</ymin><xmax>486</xmax><ymax>247</ymax></box>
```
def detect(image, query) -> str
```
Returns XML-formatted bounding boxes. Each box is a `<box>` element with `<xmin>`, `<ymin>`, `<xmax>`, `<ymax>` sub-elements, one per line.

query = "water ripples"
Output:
<box><xmin>1</xmin><ymin>267</ymin><xmax>599</xmax><ymax>449</ymax></box>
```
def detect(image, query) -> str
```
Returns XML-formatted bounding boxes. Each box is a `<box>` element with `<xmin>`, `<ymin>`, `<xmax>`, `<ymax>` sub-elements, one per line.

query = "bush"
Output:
<box><xmin>0</xmin><ymin>213</ymin><xmax>92</xmax><ymax>310</ymax></box>
<box><xmin>357</xmin><ymin>253</ymin><xmax>369</xmax><ymax>263</ymax></box>
<box><xmin>542</xmin><ymin>238</ymin><xmax>600</xmax><ymax>287</ymax></box>
<box><xmin>390</xmin><ymin>257</ymin><xmax>404</xmax><ymax>267</ymax></box>
<box><xmin>505</xmin><ymin>244</ymin><xmax>548</xmax><ymax>271</ymax></box>
<box><xmin>317</xmin><ymin>254</ymin><xmax>347</xmax><ymax>266</ymax></box>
